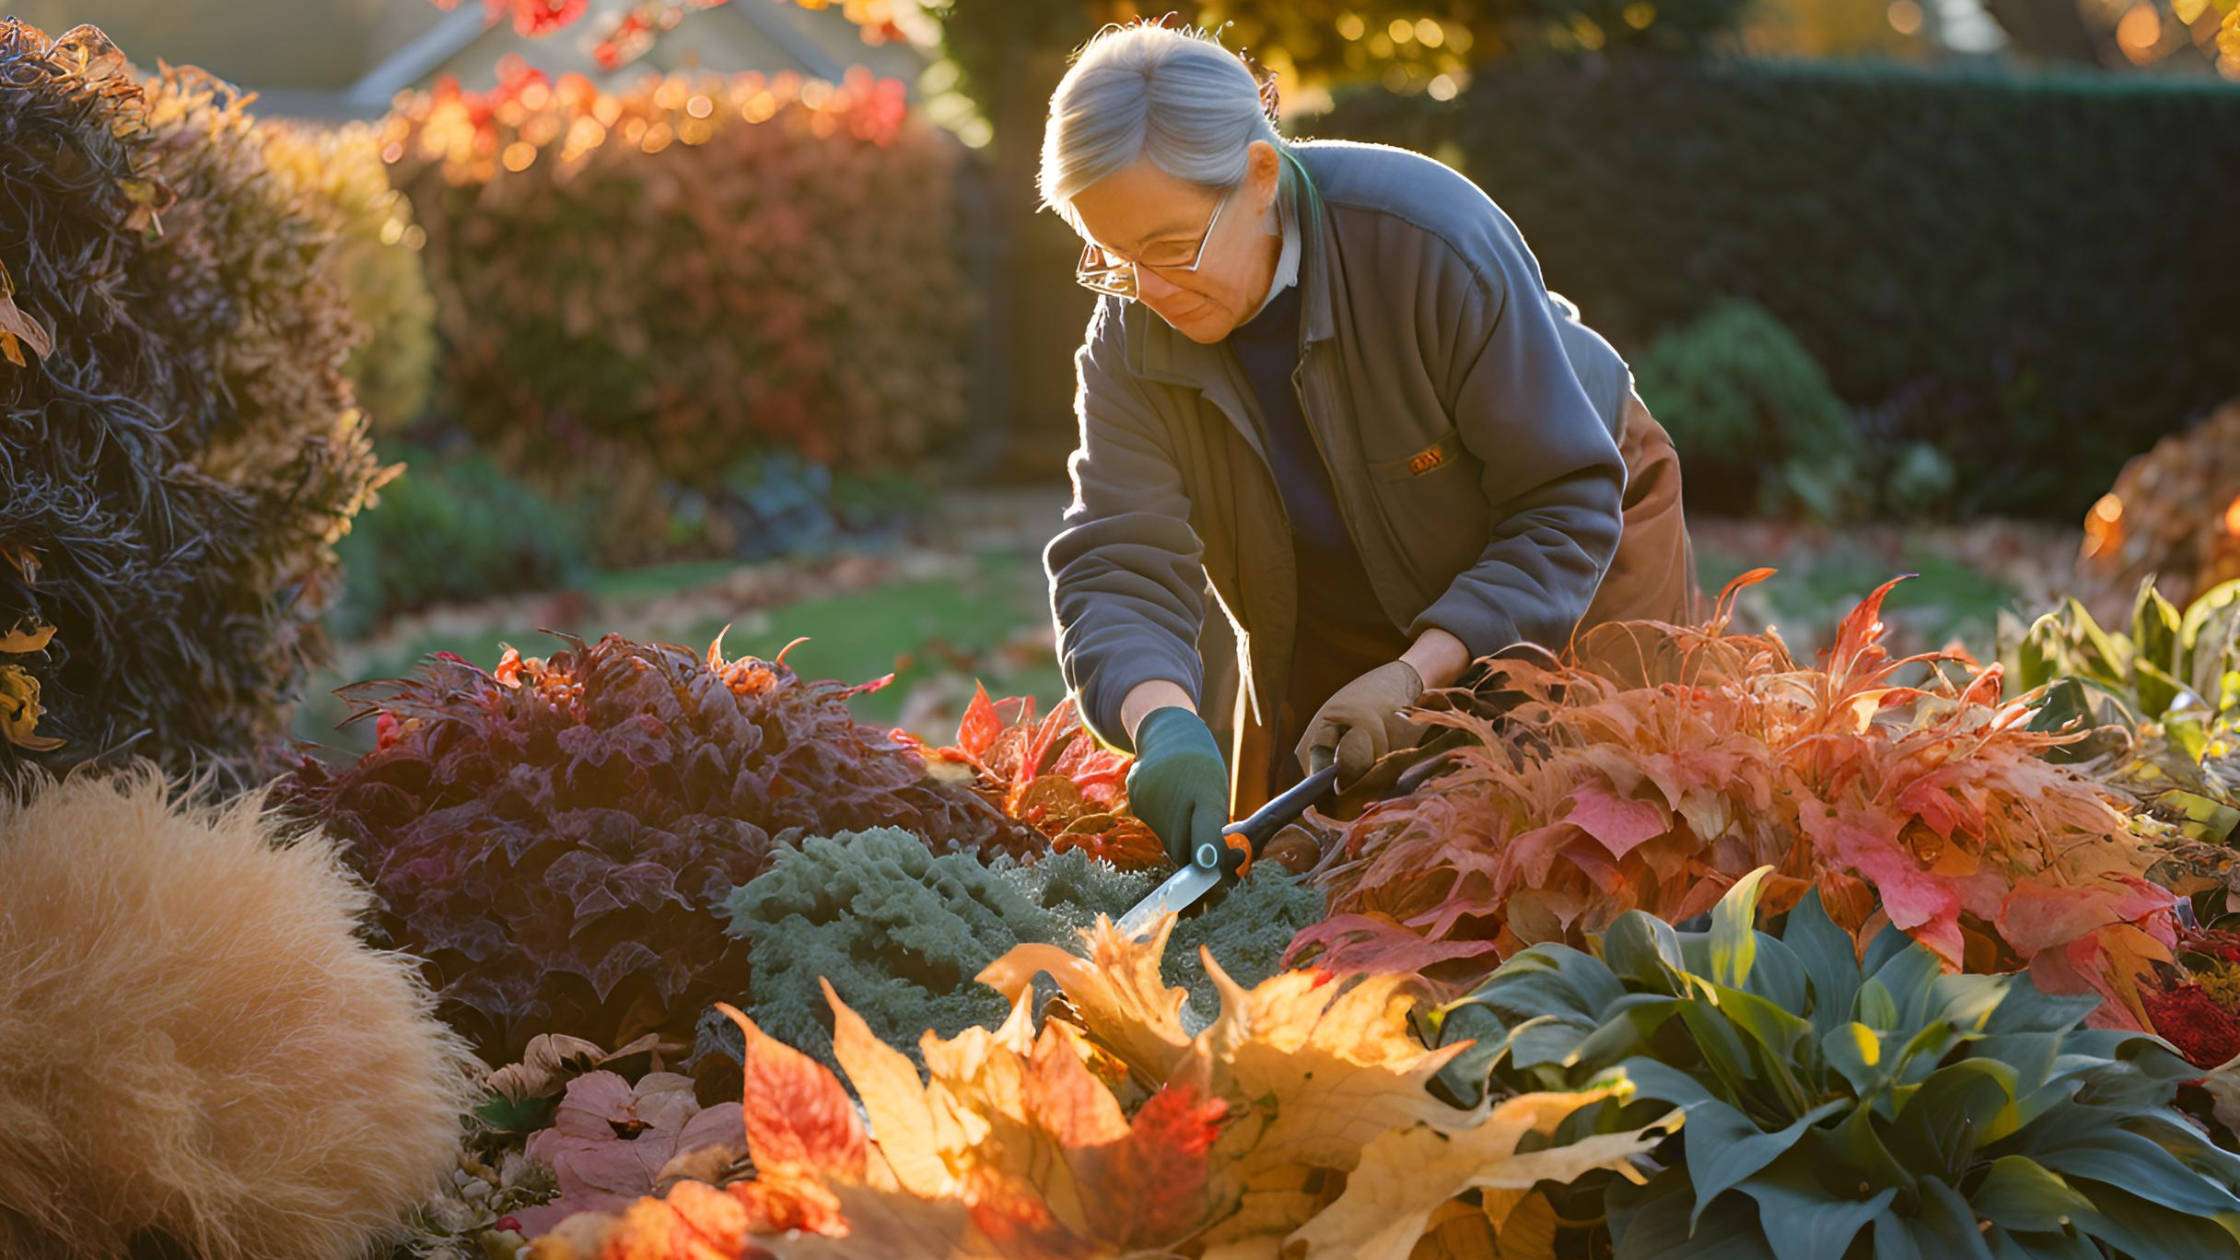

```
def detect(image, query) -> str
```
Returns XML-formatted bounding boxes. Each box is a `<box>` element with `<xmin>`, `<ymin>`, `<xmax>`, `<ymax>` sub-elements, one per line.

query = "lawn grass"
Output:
<box><xmin>292</xmin><ymin>549</ymin><xmax>1063</xmax><ymax>759</ymax></box>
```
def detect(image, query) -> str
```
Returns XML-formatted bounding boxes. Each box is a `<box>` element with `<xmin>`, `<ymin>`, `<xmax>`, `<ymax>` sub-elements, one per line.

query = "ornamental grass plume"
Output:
<box><xmin>0</xmin><ymin>767</ymin><xmax>481</xmax><ymax>1260</ymax></box>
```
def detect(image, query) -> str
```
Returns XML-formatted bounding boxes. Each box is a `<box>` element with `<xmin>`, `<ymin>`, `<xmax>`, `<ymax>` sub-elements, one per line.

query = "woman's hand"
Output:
<box><xmin>1294</xmin><ymin>660</ymin><xmax>1423</xmax><ymax>784</ymax></box>
<box><xmin>1295</xmin><ymin>629</ymin><xmax>1465</xmax><ymax>783</ymax></box>
<box><xmin>1124</xmin><ymin>705</ymin><xmax>1233</xmax><ymax>870</ymax></box>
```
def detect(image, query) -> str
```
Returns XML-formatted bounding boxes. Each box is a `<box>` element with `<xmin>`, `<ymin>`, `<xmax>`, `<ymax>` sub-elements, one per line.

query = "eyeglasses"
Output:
<box><xmin>1075</xmin><ymin>185</ymin><xmax>1234</xmax><ymax>300</ymax></box>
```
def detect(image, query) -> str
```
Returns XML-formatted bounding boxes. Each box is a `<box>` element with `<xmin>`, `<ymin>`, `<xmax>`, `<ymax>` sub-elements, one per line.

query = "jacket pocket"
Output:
<box><xmin>1367</xmin><ymin>424</ymin><xmax>1466</xmax><ymax>483</ymax></box>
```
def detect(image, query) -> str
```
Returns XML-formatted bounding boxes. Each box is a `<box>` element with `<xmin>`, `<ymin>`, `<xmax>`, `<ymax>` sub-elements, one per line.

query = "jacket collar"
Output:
<box><xmin>1122</xmin><ymin>146</ymin><xmax>1335</xmax><ymax>390</ymax></box>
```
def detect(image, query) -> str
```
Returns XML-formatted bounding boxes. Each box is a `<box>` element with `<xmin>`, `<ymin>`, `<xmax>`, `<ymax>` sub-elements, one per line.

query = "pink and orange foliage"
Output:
<box><xmin>379</xmin><ymin>57</ymin><xmax>967</xmax><ymax>497</ymax></box>
<box><xmin>911</xmin><ymin>684</ymin><xmax>1165</xmax><ymax>870</ymax></box>
<box><xmin>1293</xmin><ymin>571</ymin><xmax>2181</xmax><ymax>1029</ymax></box>
<box><xmin>529</xmin><ymin>916</ymin><xmax>1662</xmax><ymax>1259</ymax></box>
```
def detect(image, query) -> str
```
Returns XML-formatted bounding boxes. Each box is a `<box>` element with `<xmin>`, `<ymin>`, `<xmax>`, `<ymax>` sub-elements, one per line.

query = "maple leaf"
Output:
<box><xmin>975</xmin><ymin>915</ymin><xmax>1195</xmax><ymax>1083</ymax></box>
<box><xmin>1287</xmin><ymin>1083</ymin><xmax>1668</xmax><ymax>1260</ymax></box>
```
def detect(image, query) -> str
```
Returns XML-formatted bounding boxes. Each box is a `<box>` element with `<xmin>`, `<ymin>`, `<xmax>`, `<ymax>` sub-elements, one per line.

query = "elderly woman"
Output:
<box><xmin>1040</xmin><ymin>22</ymin><xmax>1700</xmax><ymax>869</ymax></box>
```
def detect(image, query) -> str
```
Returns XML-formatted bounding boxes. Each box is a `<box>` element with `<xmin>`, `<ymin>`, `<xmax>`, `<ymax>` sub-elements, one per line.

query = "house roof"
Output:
<box><xmin>4</xmin><ymin>0</ymin><xmax>928</xmax><ymax>122</ymax></box>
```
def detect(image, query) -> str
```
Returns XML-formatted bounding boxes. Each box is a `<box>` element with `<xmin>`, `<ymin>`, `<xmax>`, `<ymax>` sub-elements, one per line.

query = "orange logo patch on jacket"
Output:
<box><xmin>1407</xmin><ymin>445</ymin><xmax>1447</xmax><ymax>475</ymax></box>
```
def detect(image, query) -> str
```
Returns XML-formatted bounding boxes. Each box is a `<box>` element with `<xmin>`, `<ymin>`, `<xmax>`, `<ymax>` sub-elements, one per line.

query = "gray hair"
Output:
<box><xmin>1037</xmin><ymin>22</ymin><xmax>1285</xmax><ymax>235</ymax></box>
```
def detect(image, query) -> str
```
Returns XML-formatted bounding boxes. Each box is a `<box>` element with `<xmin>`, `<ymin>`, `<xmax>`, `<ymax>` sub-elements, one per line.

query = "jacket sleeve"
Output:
<box><xmin>1406</xmin><ymin>230</ymin><xmax>1627</xmax><ymax>662</ymax></box>
<box><xmin>1043</xmin><ymin>299</ymin><xmax>1207</xmax><ymax>754</ymax></box>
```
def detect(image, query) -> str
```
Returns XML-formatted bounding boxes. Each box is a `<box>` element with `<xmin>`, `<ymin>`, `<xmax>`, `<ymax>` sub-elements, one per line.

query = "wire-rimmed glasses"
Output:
<box><xmin>1075</xmin><ymin>185</ymin><xmax>1235</xmax><ymax>300</ymax></box>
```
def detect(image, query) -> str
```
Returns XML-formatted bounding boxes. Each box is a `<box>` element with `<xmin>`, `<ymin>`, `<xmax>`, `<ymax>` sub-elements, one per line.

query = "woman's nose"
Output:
<box><xmin>1135</xmin><ymin>266</ymin><xmax>1186</xmax><ymax>307</ymax></box>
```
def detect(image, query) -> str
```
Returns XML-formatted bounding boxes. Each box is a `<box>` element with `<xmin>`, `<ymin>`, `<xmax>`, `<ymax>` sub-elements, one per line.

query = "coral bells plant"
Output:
<box><xmin>279</xmin><ymin>631</ymin><xmax>1039</xmax><ymax>1064</ymax></box>
<box><xmin>915</xmin><ymin>684</ymin><xmax>1164</xmax><ymax>869</ymax></box>
<box><xmin>530</xmin><ymin>914</ymin><xmax>1667</xmax><ymax>1259</ymax></box>
<box><xmin>1295</xmin><ymin>571</ymin><xmax>2181</xmax><ymax>1029</ymax></box>
<box><xmin>381</xmin><ymin>58</ymin><xmax>969</xmax><ymax>492</ymax></box>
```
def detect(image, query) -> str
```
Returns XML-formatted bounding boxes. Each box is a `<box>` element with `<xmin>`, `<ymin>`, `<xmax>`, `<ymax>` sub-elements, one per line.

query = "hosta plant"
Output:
<box><xmin>914</xmin><ymin>684</ymin><xmax>1163</xmax><ymax>869</ymax></box>
<box><xmin>2001</xmin><ymin>574</ymin><xmax>2240</xmax><ymax>848</ymax></box>
<box><xmin>1438</xmin><ymin>869</ymin><xmax>2240</xmax><ymax>1260</ymax></box>
<box><xmin>698</xmin><ymin>827</ymin><xmax>1323</xmax><ymax>1075</ymax></box>
<box><xmin>531</xmin><ymin>913</ymin><xmax>1670</xmax><ymax>1259</ymax></box>
<box><xmin>278</xmin><ymin>632</ymin><xmax>1039</xmax><ymax>1064</ymax></box>
<box><xmin>1294</xmin><ymin>571</ymin><xmax>2181</xmax><ymax>1029</ymax></box>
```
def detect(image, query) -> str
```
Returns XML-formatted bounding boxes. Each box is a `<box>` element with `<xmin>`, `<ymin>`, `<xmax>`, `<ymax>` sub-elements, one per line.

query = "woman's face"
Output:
<box><xmin>1069</xmin><ymin>140</ymin><xmax>1284</xmax><ymax>344</ymax></box>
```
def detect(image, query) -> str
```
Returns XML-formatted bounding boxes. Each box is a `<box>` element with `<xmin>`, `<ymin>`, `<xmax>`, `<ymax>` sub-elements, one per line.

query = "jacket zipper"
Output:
<box><xmin>1292</xmin><ymin>344</ymin><xmax>1422</xmax><ymax>613</ymax></box>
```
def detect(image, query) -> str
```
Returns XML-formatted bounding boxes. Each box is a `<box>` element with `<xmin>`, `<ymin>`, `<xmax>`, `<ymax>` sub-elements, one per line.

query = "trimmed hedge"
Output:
<box><xmin>1312</xmin><ymin>57</ymin><xmax>2240</xmax><ymax>518</ymax></box>
<box><xmin>383</xmin><ymin>61</ymin><xmax>974</xmax><ymax>494</ymax></box>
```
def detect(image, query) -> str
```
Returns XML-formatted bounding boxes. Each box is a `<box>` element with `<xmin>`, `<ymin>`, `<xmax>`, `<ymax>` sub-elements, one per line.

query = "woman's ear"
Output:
<box><xmin>1248</xmin><ymin>140</ymin><xmax>1282</xmax><ymax>213</ymax></box>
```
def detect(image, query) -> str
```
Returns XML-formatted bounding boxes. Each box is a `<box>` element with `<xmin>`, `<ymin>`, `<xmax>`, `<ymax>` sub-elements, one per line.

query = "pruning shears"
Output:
<box><xmin>1116</xmin><ymin>745</ymin><xmax>1456</xmax><ymax>940</ymax></box>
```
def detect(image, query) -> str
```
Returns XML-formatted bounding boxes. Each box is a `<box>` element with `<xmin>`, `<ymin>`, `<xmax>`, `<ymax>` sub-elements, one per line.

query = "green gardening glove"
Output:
<box><xmin>1125</xmin><ymin>706</ymin><xmax>1232</xmax><ymax>872</ymax></box>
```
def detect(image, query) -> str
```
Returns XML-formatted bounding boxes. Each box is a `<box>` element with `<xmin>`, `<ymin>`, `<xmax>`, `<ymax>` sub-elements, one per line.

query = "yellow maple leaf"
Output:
<box><xmin>976</xmin><ymin>914</ymin><xmax>1195</xmax><ymax>1083</ymax></box>
<box><xmin>1286</xmin><ymin>1084</ymin><xmax>1670</xmax><ymax>1260</ymax></box>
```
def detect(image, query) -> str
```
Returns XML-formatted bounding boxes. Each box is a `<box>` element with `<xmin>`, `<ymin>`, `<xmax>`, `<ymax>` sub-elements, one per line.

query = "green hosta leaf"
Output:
<box><xmin>1684</xmin><ymin>1096</ymin><xmax>1849</xmax><ymax>1230</ymax></box>
<box><xmin>1705</xmin><ymin>979</ymin><xmax>1818</xmax><ymax>1081</ymax></box>
<box><xmin>1506</xmin><ymin>1014</ymin><xmax>1601</xmax><ymax>1070</ymax></box>
<box><xmin>2137</xmin><ymin>656</ymin><xmax>2187</xmax><ymax>728</ymax></box>
<box><xmin>2012</xmin><ymin>611</ymin><xmax>2061</xmax><ymax>694</ymax></box>
<box><xmin>1861</xmin><ymin>922</ymin><xmax>1915</xmax><ymax>979</ymax></box>
<box><xmin>1862</xmin><ymin>939</ymin><xmax>1944</xmax><ymax>1032</ymax></box>
<box><xmin>1471</xmin><ymin>942</ymin><xmax>1624</xmax><ymax>1022</ymax></box>
<box><xmin>1608</xmin><ymin>1165</ymin><xmax>1780</xmax><ymax>1260</ymax></box>
<box><xmin>2063</xmin><ymin>1179</ymin><xmax>2240</xmax><ymax>1260</ymax></box>
<box><xmin>1973</xmin><ymin>1155</ymin><xmax>2094</xmax><ymax>1234</ymax></box>
<box><xmin>2060</xmin><ymin>595</ymin><xmax>2134</xmax><ymax>691</ymax></box>
<box><xmin>1870</xmin><ymin>1175</ymin><xmax>1996</xmax><ymax>1260</ymax></box>
<box><xmin>2132</xmin><ymin>577</ymin><xmax>2183</xmax><ymax>716</ymax></box>
<box><xmin>1743</xmin><ymin>930</ymin><xmax>1810</xmax><ymax>1013</ymax></box>
<box><xmin>1886</xmin><ymin>1060</ymin><xmax>2018</xmax><ymax>1179</ymax></box>
<box><xmin>1784</xmin><ymin>889</ymin><xmax>1862</xmax><ymax>1037</ymax></box>
<box><xmin>2024</xmin><ymin>1126</ymin><xmax>2240</xmax><ymax>1219</ymax></box>
<box><xmin>2180</xmin><ymin>578</ymin><xmax>2240</xmax><ymax>706</ymax></box>
<box><xmin>1981</xmin><ymin>978</ymin><xmax>2104</xmax><ymax>1036</ymax></box>
<box><xmin>1856</xmin><ymin>977</ymin><xmax>1901</xmax><ymax>1032</ymax></box>
<box><xmin>1823</xmin><ymin>1101</ymin><xmax>1918</xmax><ymax>1198</ymax></box>
<box><xmin>1565</xmin><ymin>992</ymin><xmax>1682</xmax><ymax>1067</ymax></box>
<box><xmin>2153</xmin><ymin>788</ymin><xmax>2240</xmax><ymax>846</ymax></box>
<box><xmin>1985</xmin><ymin>1227</ymin><xmax>2104</xmax><ymax>1260</ymax></box>
<box><xmin>1618</xmin><ymin>1054</ymin><xmax>1721</xmax><ymax>1112</ymax></box>
<box><xmin>1824</xmin><ymin>1021</ymin><xmax>1888</xmax><ymax>1100</ymax></box>
<box><xmin>1603</xmin><ymin>910</ymin><xmax>1688</xmax><ymax>992</ymax></box>
<box><xmin>1740</xmin><ymin>1157</ymin><xmax>1898</xmax><ymax>1260</ymax></box>
<box><xmin>1679</xmin><ymin>997</ymin><xmax>1760</xmax><ymax>1094</ymax></box>
<box><xmin>1711</xmin><ymin>865</ymin><xmax>1774</xmax><ymax>988</ymax></box>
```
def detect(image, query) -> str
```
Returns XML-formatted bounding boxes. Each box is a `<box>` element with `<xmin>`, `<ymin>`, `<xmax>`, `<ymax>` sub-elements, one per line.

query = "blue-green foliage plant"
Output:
<box><xmin>1436</xmin><ymin>868</ymin><xmax>2240</xmax><ymax>1260</ymax></box>
<box><xmin>699</xmin><ymin>827</ymin><xmax>1324</xmax><ymax>1071</ymax></box>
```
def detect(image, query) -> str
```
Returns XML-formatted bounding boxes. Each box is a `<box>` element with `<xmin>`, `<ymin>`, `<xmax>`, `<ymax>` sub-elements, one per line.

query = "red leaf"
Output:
<box><xmin>1285</xmin><ymin>914</ymin><xmax>1502</xmax><ymax>977</ymax></box>
<box><xmin>717</xmin><ymin>1001</ymin><xmax>866</xmax><ymax>1181</ymax></box>
<box><xmin>956</xmin><ymin>682</ymin><xmax>1003</xmax><ymax>761</ymax></box>
<box><xmin>1075</xmin><ymin>1081</ymin><xmax>1226</xmax><ymax>1247</ymax></box>
<box><xmin>1564</xmin><ymin>784</ymin><xmax>1671</xmax><ymax>859</ymax></box>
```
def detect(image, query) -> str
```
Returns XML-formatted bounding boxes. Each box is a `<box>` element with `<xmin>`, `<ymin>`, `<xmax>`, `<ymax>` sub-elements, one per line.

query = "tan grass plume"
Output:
<box><xmin>0</xmin><ymin>766</ymin><xmax>482</xmax><ymax>1259</ymax></box>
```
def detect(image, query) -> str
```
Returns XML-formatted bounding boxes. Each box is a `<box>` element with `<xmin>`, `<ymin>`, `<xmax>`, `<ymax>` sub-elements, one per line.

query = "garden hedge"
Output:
<box><xmin>383</xmin><ymin>60</ymin><xmax>974</xmax><ymax>496</ymax></box>
<box><xmin>1312</xmin><ymin>56</ymin><xmax>2240</xmax><ymax>518</ymax></box>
